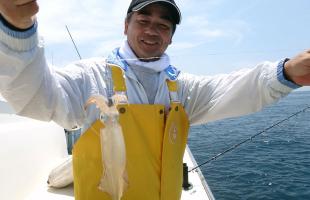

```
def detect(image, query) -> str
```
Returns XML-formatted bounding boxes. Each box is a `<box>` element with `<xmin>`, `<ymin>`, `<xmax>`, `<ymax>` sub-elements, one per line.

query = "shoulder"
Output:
<box><xmin>177</xmin><ymin>72</ymin><xmax>209</xmax><ymax>85</ymax></box>
<box><xmin>74</xmin><ymin>57</ymin><xmax>108</xmax><ymax>70</ymax></box>
<box><xmin>54</xmin><ymin>57</ymin><xmax>110</xmax><ymax>81</ymax></box>
<box><xmin>58</xmin><ymin>57</ymin><xmax>108</xmax><ymax>73</ymax></box>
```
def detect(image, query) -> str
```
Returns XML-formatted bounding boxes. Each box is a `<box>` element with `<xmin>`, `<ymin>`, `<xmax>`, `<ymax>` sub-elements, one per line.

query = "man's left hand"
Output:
<box><xmin>284</xmin><ymin>50</ymin><xmax>310</xmax><ymax>86</ymax></box>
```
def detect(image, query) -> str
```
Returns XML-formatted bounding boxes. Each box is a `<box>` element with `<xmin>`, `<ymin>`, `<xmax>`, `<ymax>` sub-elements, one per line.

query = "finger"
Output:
<box><xmin>14</xmin><ymin>0</ymin><xmax>36</xmax><ymax>6</ymax></box>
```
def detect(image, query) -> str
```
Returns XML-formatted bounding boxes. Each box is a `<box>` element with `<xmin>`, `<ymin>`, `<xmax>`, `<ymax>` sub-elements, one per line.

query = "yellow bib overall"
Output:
<box><xmin>73</xmin><ymin>65</ymin><xmax>189</xmax><ymax>200</ymax></box>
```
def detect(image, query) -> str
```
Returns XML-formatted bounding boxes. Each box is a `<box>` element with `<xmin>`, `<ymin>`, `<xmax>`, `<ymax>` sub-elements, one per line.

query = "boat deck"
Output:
<box><xmin>0</xmin><ymin>101</ymin><xmax>214</xmax><ymax>200</ymax></box>
<box><xmin>25</xmin><ymin>148</ymin><xmax>215</xmax><ymax>200</ymax></box>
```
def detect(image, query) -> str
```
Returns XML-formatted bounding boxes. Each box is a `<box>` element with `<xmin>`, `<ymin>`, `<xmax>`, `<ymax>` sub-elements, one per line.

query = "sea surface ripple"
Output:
<box><xmin>188</xmin><ymin>91</ymin><xmax>310</xmax><ymax>200</ymax></box>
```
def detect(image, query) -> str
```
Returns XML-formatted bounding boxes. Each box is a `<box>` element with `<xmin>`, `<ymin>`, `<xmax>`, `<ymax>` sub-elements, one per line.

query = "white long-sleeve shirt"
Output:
<box><xmin>0</xmin><ymin>20</ymin><xmax>299</xmax><ymax>131</ymax></box>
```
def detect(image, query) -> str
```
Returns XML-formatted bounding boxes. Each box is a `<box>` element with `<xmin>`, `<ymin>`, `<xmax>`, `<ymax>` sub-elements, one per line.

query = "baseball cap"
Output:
<box><xmin>127</xmin><ymin>0</ymin><xmax>181</xmax><ymax>24</ymax></box>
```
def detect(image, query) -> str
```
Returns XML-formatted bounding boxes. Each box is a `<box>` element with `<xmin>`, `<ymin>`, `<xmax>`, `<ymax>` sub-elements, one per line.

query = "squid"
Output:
<box><xmin>85</xmin><ymin>94</ymin><xmax>128</xmax><ymax>200</ymax></box>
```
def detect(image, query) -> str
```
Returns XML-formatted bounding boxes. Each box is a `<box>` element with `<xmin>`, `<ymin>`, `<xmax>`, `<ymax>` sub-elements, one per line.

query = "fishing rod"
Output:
<box><xmin>64</xmin><ymin>25</ymin><xmax>83</xmax><ymax>151</ymax></box>
<box><xmin>65</xmin><ymin>25</ymin><xmax>82</xmax><ymax>60</ymax></box>
<box><xmin>189</xmin><ymin>104</ymin><xmax>310</xmax><ymax>172</ymax></box>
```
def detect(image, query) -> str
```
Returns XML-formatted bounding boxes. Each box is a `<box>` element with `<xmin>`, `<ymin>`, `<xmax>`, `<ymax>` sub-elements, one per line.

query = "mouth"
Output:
<box><xmin>141</xmin><ymin>39</ymin><xmax>159</xmax><ymax>46</ymax></box>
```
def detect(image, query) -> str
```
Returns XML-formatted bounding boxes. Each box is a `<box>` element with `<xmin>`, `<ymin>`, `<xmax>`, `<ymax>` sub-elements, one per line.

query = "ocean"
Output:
<box><xmin>188</xmin><ymin>91</ymin><xmax>310</xmax><ymax>200</ymax></box>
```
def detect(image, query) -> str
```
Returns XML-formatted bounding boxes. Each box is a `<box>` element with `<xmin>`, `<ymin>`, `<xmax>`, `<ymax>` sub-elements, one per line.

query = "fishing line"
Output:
<box><xmin>189</xmin><ymin>105</ymin><xmax>310</xmax><ymax>172</ymax></box>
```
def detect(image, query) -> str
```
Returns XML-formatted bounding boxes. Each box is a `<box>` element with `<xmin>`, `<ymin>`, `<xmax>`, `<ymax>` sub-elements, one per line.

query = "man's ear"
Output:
<box><xmin>169</xmin><ymin>34</ymin><xmax>173</xmax><ymax>45</ymax></box>
<box><xmin>124</xmin><ymin>20</ymin><xmax>128</xmax><ymax>35</ymax></box>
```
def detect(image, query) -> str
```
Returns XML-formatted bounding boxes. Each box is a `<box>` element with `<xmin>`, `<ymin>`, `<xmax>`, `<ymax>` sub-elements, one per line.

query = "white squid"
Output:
<box><xmin>85</xmin><ymin>94</ymin><xmax>128</xmax><ymax>200</ymax></box>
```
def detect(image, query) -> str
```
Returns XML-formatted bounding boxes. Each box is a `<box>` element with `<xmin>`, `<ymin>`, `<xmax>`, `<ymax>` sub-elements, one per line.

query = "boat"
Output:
<box><xmin>0</xmin><ymin>96</ymin><xmax>215</xmax><ymax>200</ymax></box>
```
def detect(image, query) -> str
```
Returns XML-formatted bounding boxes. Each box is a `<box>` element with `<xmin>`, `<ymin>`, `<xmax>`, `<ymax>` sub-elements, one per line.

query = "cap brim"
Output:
<box><xmin>131</xmin><ymin>0</ymin><xmax>181</xmax><ymax>24</ymax></box>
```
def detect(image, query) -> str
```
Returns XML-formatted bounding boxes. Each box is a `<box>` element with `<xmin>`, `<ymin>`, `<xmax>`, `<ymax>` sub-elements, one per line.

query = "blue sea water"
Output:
<box><xmin>188</xmin><ymin>91</ymin><xmax>310</xmax><ymax>200</ymax></box>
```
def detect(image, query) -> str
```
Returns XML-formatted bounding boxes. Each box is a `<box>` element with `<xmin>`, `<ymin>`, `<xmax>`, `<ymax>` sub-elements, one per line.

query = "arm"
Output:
<box><xmin>0</xmin><ymin>1</ymin><xmax>109</xmax><ymax>129</ymax></box>
<box><xmin>179</xmin><ymin>60</ymin><xmax>300</xmax><ymax>126</ymax></box>
<box><xmin>0</xmin><ymin>22</ymin><xmax>109</xmax><ymax>129</ymax></box>
<box><xmin>0</xmin><ymin>21</ymin><xmax>86</xmax><ymax>129</ymax></box>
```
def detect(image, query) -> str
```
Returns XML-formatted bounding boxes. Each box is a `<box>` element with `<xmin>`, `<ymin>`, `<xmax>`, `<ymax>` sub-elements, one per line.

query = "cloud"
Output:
<box><xmin>37</xmin><ymin>0</ymin><xmax>129</xmax><ymax>44</ymax></box>
<box><xmin>37</xmin><ymin>0</ymin><xmax>247</xmax><ymax>44</ymax></box>
<box><xmin>36</xmin><ymin>0</ymin><xmax>132</xmax><ymax>62</ymax></box>
<box><xmin>178</xmin><ymin>14</ymin><xmax>249</xmax><ymax>43</ymax></box>
<box><xmin>170</xmin><ymin>42</ymin><xmax>202</xmax><ymax>51</ymax></box>
<box><xmin>170</xmin><ymin>0</ymin><xmax>251</xmax><ymax>52</ymax></box>
<box><xmin>35</xmin><ymin>0</ymin><xmax>250</xmax><ymax>64</ymax></box>
<box><xmin>91</xmin><ymin>39</ymin><xmax>125</xmax><ymax>56</ymax></box>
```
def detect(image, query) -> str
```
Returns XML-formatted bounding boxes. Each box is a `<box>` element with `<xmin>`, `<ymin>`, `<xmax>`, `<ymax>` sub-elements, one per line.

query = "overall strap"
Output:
<box><xmin>106</xmin><ymin>63</ymin><xmax>128</xmax><ymax>105</ymax></box>
<box><xmin>109</xmin><ymin>64</ymin><xmax>127</xmax><ymax>92</ymax></box>
<box><xmin>166</xmin><ymin>80</ymin><xmax>180</xmax><ymax>103</ymax></box>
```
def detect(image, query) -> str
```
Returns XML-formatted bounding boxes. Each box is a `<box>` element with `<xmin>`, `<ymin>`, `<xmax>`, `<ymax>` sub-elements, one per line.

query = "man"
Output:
<box><xmin>0</xmin><ymin>0</ymin><xmax>310</xmax><ymax>199</ymax></box>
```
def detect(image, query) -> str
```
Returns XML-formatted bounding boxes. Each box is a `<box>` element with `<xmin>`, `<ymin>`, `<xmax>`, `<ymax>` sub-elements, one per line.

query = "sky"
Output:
<box><xmin>33</xmin><ymin>0</ymin><xmax>310</xmax><ymax>91</ymax></box>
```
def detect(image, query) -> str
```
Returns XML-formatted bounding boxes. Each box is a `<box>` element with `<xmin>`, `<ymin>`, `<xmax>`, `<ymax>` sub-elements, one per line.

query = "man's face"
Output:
<box><xmin>125</xmin><ymin>3</ymin><xmax>174</xmax><ymax>61</ymax></box>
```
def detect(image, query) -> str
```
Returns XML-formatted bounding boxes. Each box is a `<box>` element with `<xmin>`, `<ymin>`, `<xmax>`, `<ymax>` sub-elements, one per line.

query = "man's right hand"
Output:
<box><xmin>0</xmin><ymin>0</ymin><xmax>38</xmax><ymax>30</ymax></box>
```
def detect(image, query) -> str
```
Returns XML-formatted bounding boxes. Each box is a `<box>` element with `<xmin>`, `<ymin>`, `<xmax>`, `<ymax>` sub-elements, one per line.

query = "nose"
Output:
<box><xmin>144</xmin><ymin>23</ymin><xmax>159</xmax><ymax>36</ymax></box>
